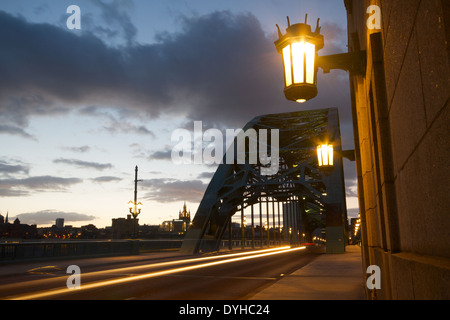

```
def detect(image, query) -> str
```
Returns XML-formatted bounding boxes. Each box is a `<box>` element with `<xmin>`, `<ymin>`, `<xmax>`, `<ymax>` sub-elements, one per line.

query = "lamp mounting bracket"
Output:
<box><xmin>317</xmin><ymin>50</ymin><xmax>366</xmax><ymax>76</ymax></box>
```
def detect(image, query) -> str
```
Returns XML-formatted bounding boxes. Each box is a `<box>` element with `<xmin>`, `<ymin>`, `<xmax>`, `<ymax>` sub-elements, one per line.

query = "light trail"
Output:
<box><xmin>0</xmin><ymin>246</ymin><xmax>291</xmax><ymax>294</ymax></box>
<box><xmin>9</xmin><ymin>246</ymin><xmax>306</xmax><ymax>300</ymax></box>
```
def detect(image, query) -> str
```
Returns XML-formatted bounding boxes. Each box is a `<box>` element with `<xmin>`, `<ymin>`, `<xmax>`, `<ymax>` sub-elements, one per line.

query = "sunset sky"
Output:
<box><xmin>0</xmin><ymin>0</ymin><xmax>358</xmax><ymax>228</ymax></box>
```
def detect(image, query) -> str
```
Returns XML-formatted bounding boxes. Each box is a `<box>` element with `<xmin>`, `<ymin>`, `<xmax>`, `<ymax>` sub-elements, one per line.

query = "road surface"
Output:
<box><xmin>0</xmin><ymin>246</ymin><xmax>319</xmax><ymax>300</ymax></box>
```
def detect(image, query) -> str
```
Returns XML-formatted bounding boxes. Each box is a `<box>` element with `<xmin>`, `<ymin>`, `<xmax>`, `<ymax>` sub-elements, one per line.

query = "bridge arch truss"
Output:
<box><xmin>180</xmin><ymin>108</ymin><xmax>348</xmax><ymax>254</ymax></box>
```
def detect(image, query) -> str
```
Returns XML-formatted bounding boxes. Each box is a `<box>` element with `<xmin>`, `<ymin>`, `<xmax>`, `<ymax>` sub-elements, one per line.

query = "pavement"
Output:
<box><xmin>250</xmin><ymin>245</ymin><xmax>367</xmax><ymax>300</ymax></box>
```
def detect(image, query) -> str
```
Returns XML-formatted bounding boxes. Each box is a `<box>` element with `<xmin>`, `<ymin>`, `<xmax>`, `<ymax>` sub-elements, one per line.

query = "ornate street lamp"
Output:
<box><xmin>275</xmin><ymin>14</ymin><xmax>366</xmax><ymax>103</ymax></box>
<box><xmin>316</xmin><ymin>143</ymin><xmax>355</xmax><ymax>172</ymax></box>
<box><xmin>128</xmin><ymin>200</ymin><xmax>143</xmax><ymax>216</ymax></box>
<box><xmin>275</xmin><ymin>15</ymin><xmax>323</xmax><ymax>103</ymax></box>
<box><xmin>128</xmin><ymin>166</ymin><xmax>143</xmax><ymax>238</ymax></box>
<box><xmin>317</xmin><ymin>144</ymin><xmax>334</xmax><ymax>171</ymax></box>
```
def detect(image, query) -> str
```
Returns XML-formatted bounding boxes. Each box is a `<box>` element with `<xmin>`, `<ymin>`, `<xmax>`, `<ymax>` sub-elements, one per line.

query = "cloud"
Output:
<box><xmin>345</xmin><ymin>179</ymin><xmax>359</xmax><ymax>198</ymax></box>
<box><xmin>0</xmin><ymin>189</ymin><xmax>30</xmax><ymax>197</ymax></box>
<box><xmin>0</xmin><ymin>160</ymin><xmax>29</xmax><ymax>175</ymax></box>
<box><xmin>53</xmin><ymin>158</ymin><xmax>113</xmax><ymax>171</ymax></box>
<box><xmin>142</xmin><ymin>178</ymin><xmax>207</xmax><ymax>203</ymax></box>
<box><xmin>0</xmin><ymin>124</ymin><xmax>35</xmax><ymax>140</ymax></box>
<box><xmin>0</xmin><ymin>10</ymin><xmax>351</xmax><ymax>130</ymax></box>
<box><xmin>62</xmin><ymin>145</ymin><xmax>91</xmax><ymax>153</ymax></box>
<box><xmin>347</xmin><ymin>208</ymin><xmax>360</xmax><ymax>219</ymax></box>
<box><xmin>15</xmin><ymin>210</ymin><xmax>96</xmax><ymax>226</ymax></box>
<box><xmin>0</xmin><ymin>176</ymin><xmax>82</xmax><ymax>191</ymax></box>
<box><xmin>0</xmin><ymin>8</ymin><xmax>356</xmax><ymax>196</ymax></box>
<box><xmin>103</xmin><ymin>120</ymin><xmax>155</xmax><ymax>137</ymax></box>
<box><xmin>87</xmin><ymin>0</ymin><xmax>137</xmax><ymax>46</ymax></box>
<box><xmin>147</xmin><ymin>149</ymin><xmax>173</xmax><ymax>161</ymax></box>
<box><xmin>90</xmin><ymin>176</ymin><xmax>123</xmax><ymax>183</ymax></box>
<box><xmin>197</xmin><ymin>171</ymin><xmax>215</xmax><ymax>179</ymax></box>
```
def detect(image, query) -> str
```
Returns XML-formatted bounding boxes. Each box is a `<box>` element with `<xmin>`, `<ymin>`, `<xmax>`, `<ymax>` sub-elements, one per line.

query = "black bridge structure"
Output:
<box><xmin>181</xmin><ymin>108</ymin><xmax>348</xmax><ymax>255</ymax></box>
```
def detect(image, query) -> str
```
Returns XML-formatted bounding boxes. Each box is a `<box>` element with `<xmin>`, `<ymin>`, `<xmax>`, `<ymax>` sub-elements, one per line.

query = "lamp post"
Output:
<box><xmin>264</xmin><ymin>221</ymin><xmax>269</xmax><ymax>247</ymax></box>
<box><xmin>275</xmin><ymin>14</ymin><xmax>366</xmax><ymax>103</ymax></box>
<box><xmin>241</xmin><ymin>215</ymin><xmax>247</xmax><ymax>249</ymax></box>
<box><xmin>128</xmin><ymin>166</ymin><xmax>143</xmax><ymax>238</ymax></box>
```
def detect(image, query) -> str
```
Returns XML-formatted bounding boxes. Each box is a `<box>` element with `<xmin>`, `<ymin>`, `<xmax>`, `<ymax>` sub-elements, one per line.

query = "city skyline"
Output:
<box><xmin>0</xmin><ymin>0</ymin><xmax>358</xmax><ymax>228</ymax></box>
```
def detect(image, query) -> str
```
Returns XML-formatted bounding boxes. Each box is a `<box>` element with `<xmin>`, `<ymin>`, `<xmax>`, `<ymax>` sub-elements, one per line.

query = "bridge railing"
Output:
<box><xmin>0</xmin><ymin>239</ymin><xmax>183</xmax><ymax>263</ymax></box>
<box><xmin>220</xmin><ymin>239</ymin><xmax>292</xmax><ymax>249</ymax></box>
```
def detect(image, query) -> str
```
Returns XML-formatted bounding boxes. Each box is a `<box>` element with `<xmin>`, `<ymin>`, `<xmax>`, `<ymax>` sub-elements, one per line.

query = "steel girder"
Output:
<box><xmin>180</xmin><ymin>108</ymin><xmax>347</xmax><ymax>254</ymax></box>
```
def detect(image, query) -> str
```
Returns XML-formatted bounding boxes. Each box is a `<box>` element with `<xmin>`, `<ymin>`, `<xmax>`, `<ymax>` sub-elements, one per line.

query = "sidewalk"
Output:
<box><xmin>250</xmin><ymin>245</ymin><xmax>367</xmax><ymax>300</ymax></box>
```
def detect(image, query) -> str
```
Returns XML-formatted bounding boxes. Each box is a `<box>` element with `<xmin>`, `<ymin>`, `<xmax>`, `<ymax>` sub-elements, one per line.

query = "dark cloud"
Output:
<box><xmin>14</xmin><ymin>210</ymin><xmax>96</xmax><ymax>225</ymax></box>
<box><xmin>0</xmin><ymin>10</ymin><xmax>351</xmax><ymax>130</ymax></box>
<box><xmin>0</xmin><ymin>8</ymin><xmax>356</xmax><ymax>203</ymax></box>
<box><xmin>142</xmin><ymin>178</ymin><xmax>207</xmax><ymax>203</ymax></box>
<box><xmin>86</xmin><ymin>0</ymin><xmax>137</xmax><ymax>46</ymax></box>
<box><xmin>53</xmin><ymin>158</ymin><xmax>113</xmax><ymax>170</ymax></box>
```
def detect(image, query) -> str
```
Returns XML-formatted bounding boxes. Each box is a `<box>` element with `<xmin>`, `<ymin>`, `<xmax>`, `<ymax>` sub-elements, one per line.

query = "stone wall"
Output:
<box><xmin>345</xmin><ymin>0</ymin><xmax>450</xmax><ymax>299</ymax></box>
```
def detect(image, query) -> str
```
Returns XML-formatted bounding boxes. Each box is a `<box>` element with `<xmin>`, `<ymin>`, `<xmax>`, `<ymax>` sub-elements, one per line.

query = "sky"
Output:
<box><xmin>0</xmin><ymin>0</ymin><xmax>359</xmax><ymax>228</ymax></box>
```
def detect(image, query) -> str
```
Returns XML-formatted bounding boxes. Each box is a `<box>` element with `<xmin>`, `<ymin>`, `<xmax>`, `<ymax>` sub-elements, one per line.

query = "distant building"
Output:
<box><xmin>159</xmin><ymin>202</ymin><xmax>191</xmax><ymax>234</ymax></box>
<box><xmin>0</xmin><ymin>215</ymin><xmax>37</xmax><ymax>239</ymax></box>
<box><xmin>111</xmin><ymin>214</ymin><xmax>138</xmax><ymax>239</ymax></box>
<box><xmin>55</xmin><ymin>218</ymin><xmax>64</xmax><ymax>229</ymax></box>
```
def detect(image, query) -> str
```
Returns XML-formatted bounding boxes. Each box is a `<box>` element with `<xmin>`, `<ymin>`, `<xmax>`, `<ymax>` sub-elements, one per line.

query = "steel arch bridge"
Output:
<box><xmin>180</xmin><ymin>108</ymin><xmax>348</xmax><ymax>254</ymax></box>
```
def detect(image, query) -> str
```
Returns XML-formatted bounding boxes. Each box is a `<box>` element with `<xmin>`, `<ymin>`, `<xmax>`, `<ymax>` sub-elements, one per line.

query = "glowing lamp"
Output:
<box><xmin>317</xmin><ymin>144</ymin><xmax>334</xmax><ymax>170</ymax></box>
<box><xmin>274</xmin><ymin>15</ymin><xmax>324</xmax><ymax>103</ymax></box>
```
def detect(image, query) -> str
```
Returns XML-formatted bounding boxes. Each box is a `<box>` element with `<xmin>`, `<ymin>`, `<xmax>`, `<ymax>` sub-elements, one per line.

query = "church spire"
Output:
<box><xmin>179</xmin><ymin>202</ymin><xmax>190</xmax><ymax>219</ymax></box>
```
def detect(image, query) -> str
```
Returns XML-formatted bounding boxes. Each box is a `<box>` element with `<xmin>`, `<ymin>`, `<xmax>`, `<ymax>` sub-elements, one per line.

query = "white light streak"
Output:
<box><xmin>9</xmin><ymin>246</ymin><xmax>305</xmax><ymax>300</ymax></box>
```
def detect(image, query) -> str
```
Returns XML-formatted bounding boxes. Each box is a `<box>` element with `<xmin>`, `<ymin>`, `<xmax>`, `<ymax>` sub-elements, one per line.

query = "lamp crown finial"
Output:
<box><xmin>315</xmin><ymin>18</ymin><xmax>321</xmax><ymax>34</ymax></box>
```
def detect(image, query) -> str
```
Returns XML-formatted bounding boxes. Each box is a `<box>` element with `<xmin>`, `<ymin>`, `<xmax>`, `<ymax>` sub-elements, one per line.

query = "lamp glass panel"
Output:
<box><xmin>305</xmin><ymin>42</ymin><xmax>316</xmax><ymax>84</ymax></box>
<box><xmin>282</xmin><ymin>45</ymin><xmax>292</xmax><ymax>86</ymax></box>
<box><xmin>322</xmin><ymin>146</ymin><xmax>329</xmax><ymax>166</ymax></box>
<box><xmin>317</xmin><ymin>146</ymin><xmax>323</xmax><ymax>166</ymax></box>
<box><xmin>292</xmin><ymin>41</ymin><xmax>305</xmax><ymax>84</ymax></box>
<box><xmin>327</xmin><ymin>145</ymin><xmax>334</xmax><ymax>166</ymax></box>
<box><xmin>317</xmin><ymin>145</ymin><xmax>333</xmax><ymax>167</ymax></box>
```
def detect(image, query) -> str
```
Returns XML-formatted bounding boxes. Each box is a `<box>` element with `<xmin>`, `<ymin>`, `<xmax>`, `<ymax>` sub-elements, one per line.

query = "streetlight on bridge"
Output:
<box><xmin>274</xmin><ymin>14</ymin><xmax>366</xmax><ymax>103</ymax></box>
<box><xmin>274</xmin><ymin>15</ymin><xmax>365</xmax><ymax>253</ymax></box>
<box><xmin>317</xmin><ymin>144</ymin><xmax>334</xmax><ymax>171</ymax></box>
<box><xmin>128</xmin><ymin>166</ymin><xmax>143</xmax><ymax>238</ymax></box>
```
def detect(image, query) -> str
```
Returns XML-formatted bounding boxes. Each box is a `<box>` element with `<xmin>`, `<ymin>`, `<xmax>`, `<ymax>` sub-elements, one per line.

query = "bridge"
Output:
<box><xmin>0</xmin><ymin>108</ymin><xmax>363</xmax><ymax>302</ymax></box>
<box><xmin>181</xmin><ymin>107</ymin><xmax>348</xmax><ymax>255</ymax></box>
